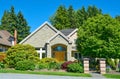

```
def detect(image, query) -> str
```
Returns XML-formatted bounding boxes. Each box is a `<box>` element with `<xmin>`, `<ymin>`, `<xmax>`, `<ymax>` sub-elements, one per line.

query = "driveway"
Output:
<box><xmin>0</xmin><ymin>73</ymin><xmax>107</xmax><ymax>79</ymax></box>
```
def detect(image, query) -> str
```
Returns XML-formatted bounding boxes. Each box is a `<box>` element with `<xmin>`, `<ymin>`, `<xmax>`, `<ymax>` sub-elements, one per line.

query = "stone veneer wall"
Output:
<box><xmin>83</xmin><ymin>58</ymin><xmax>89</xmax><ymax>73</ymax></box>
<box><xmin>100</xmin><ymin>58</ymin><xmax>106</xmax><ymax>74</ymax></box>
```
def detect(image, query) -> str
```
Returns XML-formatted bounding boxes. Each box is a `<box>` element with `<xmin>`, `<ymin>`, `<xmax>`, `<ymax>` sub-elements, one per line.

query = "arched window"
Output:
<box><xmin>53</xmin><ymin>45</ymin><xmax>66</xmax><ymax>51</ymax></box>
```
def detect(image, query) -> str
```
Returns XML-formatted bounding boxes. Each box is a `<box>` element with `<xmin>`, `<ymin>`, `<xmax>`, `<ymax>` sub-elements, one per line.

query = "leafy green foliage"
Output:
<box><xmin>38</xmin><ymin>63</ymin><xmax>48</xmax><ymax>69</ymax></box>
<box><xmin>67</xmin><ymin>63</ymin><xmax>83</xmax><ymax>73</ymax></box>
<box><xmin>39</xmin><ymin>58</ymin><xmax>59</xmax><ymax>63</ymax></box>
<box><xmin>50</xmin><ymin>5</ymin><xmax>102</xmax><ymax>30</ymax></box>
<box><xmin>6</xmin><ymin>44</ymin><xmax>39</xmax><ymax>68</ymax></box>
<box><xmin>106</xmin><ymin>59</ymin><xmax>116</xmax><ymax>70</ymax></box>
<box><xmin>0</xmin><ymin>62</ymin><xmax>5</xmax><ymax>69</ymax></box>
<box><xmin>50</xmin><ymin>5</ymin><xmax>69</xmax><ymax>30</ymax></box>
<box><xmin>77</xmin><ymin>14</ymin><xmax>120</xmax><ymax>58</ymax></box>
<box><xmin>115</xmin><ymin>15</ymin><xmax>120</xmax><ymax>22</ymax></box>
<box><xmin>38</xmin><ymin>58</ymin><xmax>60</xmax><ymax>70</ymax></box>
<box><xmin>15</xmin><ymin>60</ymin><xmax>35</xmax><ymax>71</ymax></box>
<box><xmin>0</xmin><ymin>6</ymin><xmax>30</xmax><ymax>42</ymax></box>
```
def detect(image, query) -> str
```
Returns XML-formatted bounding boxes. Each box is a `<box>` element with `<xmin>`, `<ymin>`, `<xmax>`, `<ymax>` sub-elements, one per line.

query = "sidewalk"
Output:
<box><xmin>90</xmin><ymin>72</ymin><xmax>107</xmax><ymax>79</ymax></box>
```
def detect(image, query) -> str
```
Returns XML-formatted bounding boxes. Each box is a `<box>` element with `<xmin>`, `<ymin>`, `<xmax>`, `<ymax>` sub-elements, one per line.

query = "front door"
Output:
<box><xmin>52</xmin><ymin>44</ymin><xmax>67</xmax><ymax>61</ymax></box>
<box><xmin>54</xmin><ymin>51</ymin><xmax>65</xmax><ymax>61</ymax></box>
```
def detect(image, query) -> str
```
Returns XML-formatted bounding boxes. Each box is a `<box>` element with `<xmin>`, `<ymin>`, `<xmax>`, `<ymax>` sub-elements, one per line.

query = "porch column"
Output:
<box><xmin>67</xmin><ymin>43</ymin><xmax>72</xmax><ymax>61</ymax></box>
<box><xmin>46</xmin><ymin>43</ymin><xmax>51</xmax><ymax>58</ymax></box>
<box><xmin>83</xmin><ymin>58</ymin><xmax>89</xmax><ymax>73</ymax></box>
<box><xmin>100</xmin><ymin>58</ymin><xmax>106</xmax><ymax>74</ymax></box>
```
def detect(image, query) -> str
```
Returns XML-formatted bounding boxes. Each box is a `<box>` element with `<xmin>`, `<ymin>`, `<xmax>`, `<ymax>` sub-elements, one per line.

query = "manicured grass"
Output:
<box><xmin>0</xmin><ymin>69</ymin><xmax>91</xmax><ymax>77</ymax></box>
<box><xmin>103</xmin><ymin>74</ymin><xmax>120</xmax><ymax>79</ymax></box>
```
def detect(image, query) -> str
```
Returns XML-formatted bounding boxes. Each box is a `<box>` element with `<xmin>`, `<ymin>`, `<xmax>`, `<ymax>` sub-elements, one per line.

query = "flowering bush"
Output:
<box><xmin>61</xmin><ymin>61</ymin><xmax>73</xmax><ymax>70</ymax></box>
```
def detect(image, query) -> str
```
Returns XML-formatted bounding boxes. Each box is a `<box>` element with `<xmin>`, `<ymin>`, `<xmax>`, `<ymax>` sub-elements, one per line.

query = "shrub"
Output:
<box><xmin>61</xmin><ymin>61</ymin><xmax>73</xmax><ymax>70</ymax></box>
<box><xmin>39</xmin><ymin>58</ymin><xmax>59</xmax><ymax>63</ymax></box>
<box><xmin>0</xmin><ymin>62</ymin><xmax>5</xmax><ymax>69</ymax></box>
<box><xmin>67</xmin><ymin>63</ymin><xmax>83</xmax><ymax>73</ymax></box>
<box><xmin>6</xmin><ymin>44</ymin><xmax>39</xmax><ymax>68</ymax></box>
<box><xmin>38</xmin><ymin>58</ymin><xmax>60</xmax><ymax>70</ymax></box>
<box><xmin>15</xmin><ymin>60</ymin><xmax>35</xmax><ymax>71</ymax></box>
<box><xmin>38</xmin><ymin>63</ymin><xmax>48</xmax><ymax>69</ymax></box>
<box><xmin>106</xmin><ymin>59</ymin><xmax>116</xmax><ymax>70</ymax></box>
<box><xmin>0</xmin><ymin>53</ymin><xmax>6</xmax><ymax>62</ymax></box>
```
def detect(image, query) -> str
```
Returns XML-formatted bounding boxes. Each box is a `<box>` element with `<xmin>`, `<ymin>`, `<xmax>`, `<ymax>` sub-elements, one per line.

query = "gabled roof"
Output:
<box><xmin>0</xmin><ymin>30</ymin><xmax>13</xmax><ymax>46</ymax></box>
<box><xmin>47</xmin><ymin>31</ymin><xmax>72</xmax><ymax>44</ymax></box>
<box><xmin>67</xmin><ymin>28</ymin><xmax>78</xmax><ymax>37</ymax></box>
<box><xmin>20</xmin><ymin>21</ymin><xmax>59</xmax><ymax>44</ymax></box>
<box><xmin>60</xmin><ymin>29</ymin><xmax>76</xmax><ymax>36</ymax></box>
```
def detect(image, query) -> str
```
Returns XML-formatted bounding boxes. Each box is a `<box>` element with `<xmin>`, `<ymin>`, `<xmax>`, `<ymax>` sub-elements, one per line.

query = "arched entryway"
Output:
<box><xmin>51</xmin><ymin>44</ymin><xmax>67</xmax><ymax>61</ymax></box>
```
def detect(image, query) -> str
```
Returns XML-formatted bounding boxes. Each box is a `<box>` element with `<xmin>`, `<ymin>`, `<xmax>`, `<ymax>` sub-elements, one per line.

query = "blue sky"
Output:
<box><xmin>0</xmin><ymin>0</ymin><xmax>120</xmax><ymax>32</ymax></box>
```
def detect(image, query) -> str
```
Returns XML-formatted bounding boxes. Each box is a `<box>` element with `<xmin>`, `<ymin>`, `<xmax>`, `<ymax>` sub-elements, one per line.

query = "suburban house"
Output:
<box><xmin>0</xmin><ymin>30</ymin><xmax>17</xmax><ymax>52</ymax></box>
<box><xmin>20</xmin><ymin>22</ymin><xmax>80</xmax><ymax>61</ymax></box>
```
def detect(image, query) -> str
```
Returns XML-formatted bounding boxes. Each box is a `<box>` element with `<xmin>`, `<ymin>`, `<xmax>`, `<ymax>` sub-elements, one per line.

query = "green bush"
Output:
<box><xmin>0</xmin><ymin>62</ymin><xmax>5</xmax><ymax>69</ymax></box>
<box><xmin>38</xmin><ymin>58</ymin><xmax>60</xmax><ymax>70</ymax></box>
<box><xmin>6</xmin><ymin>44</ymin><xmax>39</xmax><ymax>68</ymax></box>
<box><xmin>106</xmin><ymin>59</ymin><xmax>116</xmax><ymax>70</ymax></box>
<box><xmin>67</xmin><ymin>63</ymin><xmax>83</xmax><ymax>73</ymax></box>
<box><xmin>15</xmin><ymin>60</ymin><xmax>35</xmax><ymax>71</ymax></box>
<box><xmin>38</xmin><ymin>63</ymin><xmax>48</xmax><ymax>69</ymax></box>
<box><xmin>39</xmin><ymin>58</ymin><xmax>59</xmax><ymax>63</ymax></box>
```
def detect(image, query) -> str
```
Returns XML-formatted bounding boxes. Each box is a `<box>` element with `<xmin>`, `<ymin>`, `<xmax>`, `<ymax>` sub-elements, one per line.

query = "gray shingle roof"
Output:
<box><xmin>60</xmin><ymin>29</ymin><xmax>76</xmax><ymax>36</ymax></box>
<box><xmin>0</xmin><ymin>30</ymin><xmax>13</xmax><ymax>46</ymax></box>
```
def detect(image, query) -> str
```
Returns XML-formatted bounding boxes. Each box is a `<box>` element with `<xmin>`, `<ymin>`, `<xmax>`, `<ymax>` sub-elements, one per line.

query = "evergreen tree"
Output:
<box><xmin>0</xmin><ymin>6</ymin><xmax>30</xmax><ymax>43</ymax></box>
<box><xmin>17</xmin><ymin>11</ymin><xmax>30</xmax><ymax>42</ymax></box>
<box><xmin>87</xmin><ymin>6</ymin><xmax>102</xmax><ymax>17</ymax></box>
<box><xmin>67</xmin><ymin>5</ymin><xmax>77</xmax><ymax>28</ymax></box>
<box><xmin>0</xmin><ymin>10</ymin><xmax>11</xmax><ymax>30</ymax></box>
<box><xmin>50</xmin><ymin>5</ymin><xmax>69</xmax><ymax>30</ymax></box>
<box><xmin>50</xmin><ymin>5</ymin><xmax>102</xmax><ymax>29</ymax></box>
<box><xmin>115</xmin><ymin>15</ymin><xmax>120</xmax><ymax>22</ymax></box>
<box><xmin>76</xmin><ymin>6</ymin><xmax>88</xmax><ymax>27</ymax></box>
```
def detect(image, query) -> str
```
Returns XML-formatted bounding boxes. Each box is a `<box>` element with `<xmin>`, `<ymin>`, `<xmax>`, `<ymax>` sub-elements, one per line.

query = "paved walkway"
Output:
<box><xmin>0</xmin><ymin>73</ymin><xmax>107</xmax><ymax>79</ymax></box>
<box><xmin>90</xmin><ymin>72</ymin><xmax>107</xmax><ymax>79</ymax></box>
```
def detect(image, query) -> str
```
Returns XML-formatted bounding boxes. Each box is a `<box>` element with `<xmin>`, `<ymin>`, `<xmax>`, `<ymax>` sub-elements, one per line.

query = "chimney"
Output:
<box><xmin>14</xmin><ymin>29</ymin><xmax>17</xmax><ymax>45</ymax></box>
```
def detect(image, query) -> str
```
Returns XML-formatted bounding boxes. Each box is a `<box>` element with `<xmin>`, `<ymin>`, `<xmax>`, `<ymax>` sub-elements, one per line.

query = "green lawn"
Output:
<box><xmin>103</xmin><ymin>74</ymin><xmax>120</xmax><ymax>79</ymax></box>
<box><xmin>0</xmin><ymin>69</ymin><xmax>91</xmax><ymax>77</ymax></box>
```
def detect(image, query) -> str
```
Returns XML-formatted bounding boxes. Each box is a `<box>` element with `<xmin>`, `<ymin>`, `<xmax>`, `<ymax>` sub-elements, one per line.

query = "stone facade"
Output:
<box><xmin>20</xmin><ymin>22</ymin><xmax>78</xmax><ymax>61</ymax></box>
<box><xmin>21</xmin><ymin>24</ymin><xmax>57</xmax><ymax>47</ymax></box>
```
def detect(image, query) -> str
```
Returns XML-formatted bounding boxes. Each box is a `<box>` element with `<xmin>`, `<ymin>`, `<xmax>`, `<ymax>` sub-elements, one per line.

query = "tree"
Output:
<box><xmin>87</xmin><ymin>6</ymin><xmax>102</xmax><ymax>17</ymax></box>
<box><xmin>0</xmin><ymin>6</ymin><xmax>30</xmax><ymax>42</ymax></box>
<box><xmin>77</xmin><ymin>14</ymin><xmax>120</xmax><ymax>58</ymax></box>
<box><xmin>6</xmin><ymin>44</ymin><xmax>39</xmax><ymax>68</ymax></box>
<box><xmin>50</xmin><ymin>5</ymin><xmax>68</xmax><ymax>30</ymax></box>
<box><xmin>76</xmin><ymin>6</ymin><xmax>88</xmax><ymax>28</ymax></box>
<box><xmin>50</xmin><ymin>5</ymin><xmax>102</xmax><ymax>29</ymax></box>
<box><xmin>17</xmin><ymin>12</ymin><xmax>30</xmax><ymax>42</ymax></box>
<box><xmin>67</xmin><ymin>5</ymin><xmax>77</xmax><ymax>28</ymax></box>
<box><xmin>115</xmin><ymin>15</ymin><xmax>120</xmax><ymax>22</ymax></box>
